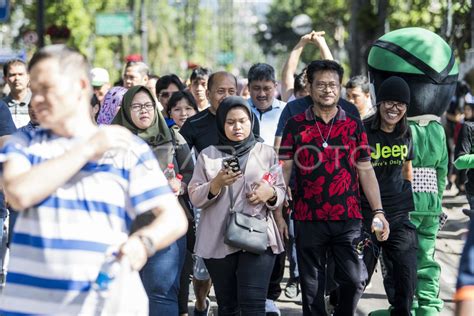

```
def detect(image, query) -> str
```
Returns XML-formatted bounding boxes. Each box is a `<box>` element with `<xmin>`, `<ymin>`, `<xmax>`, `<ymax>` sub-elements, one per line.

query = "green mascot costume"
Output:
<box><xmin>367</xmin><ymin>27</ymin><xmax>459</xmax><ymax>316</ymax></box>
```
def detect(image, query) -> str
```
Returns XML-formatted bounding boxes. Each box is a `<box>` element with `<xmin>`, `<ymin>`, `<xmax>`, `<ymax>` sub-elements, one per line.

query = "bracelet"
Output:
<box><xmin>372</xmin><ymin>208</ymin><xmax>385</xmax><ymax>215</ymax></box>
<box><xmin>137</xmin><ymin>235</ymin><xmax>155</xmax><ymax>257</ymax></box>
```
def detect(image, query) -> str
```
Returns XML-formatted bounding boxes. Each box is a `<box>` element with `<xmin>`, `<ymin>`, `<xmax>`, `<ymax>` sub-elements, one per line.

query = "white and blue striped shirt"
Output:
<box><xmin>0</xmin><ymin>128</ymin><xmax>174</xmax><ymax>315</ymax></box>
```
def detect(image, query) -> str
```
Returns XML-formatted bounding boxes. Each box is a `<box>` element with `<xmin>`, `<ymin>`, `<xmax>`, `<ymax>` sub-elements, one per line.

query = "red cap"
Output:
<box><xmin>167</xmin><ymin>163</ymin><xmax>174</xmax><ymax>169</ymax></box>
<box><xmin>176</xmin><ymin>174</ymin><xmax>183</xmax><ymax>180</ymax></box>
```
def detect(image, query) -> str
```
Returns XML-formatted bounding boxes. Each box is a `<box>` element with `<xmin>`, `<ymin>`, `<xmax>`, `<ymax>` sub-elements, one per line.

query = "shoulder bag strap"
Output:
<box><xmin>228</xmin><ymin>185</ymin><xmax>235</xmax><ymax>212</ymax></box>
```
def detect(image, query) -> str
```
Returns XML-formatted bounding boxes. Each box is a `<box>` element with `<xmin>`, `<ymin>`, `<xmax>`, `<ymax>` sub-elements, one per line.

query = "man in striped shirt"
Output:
<box><xmin>0</xmin><ymin>45</ymin><xmax>188</xmax><ymax>315</ymax></box>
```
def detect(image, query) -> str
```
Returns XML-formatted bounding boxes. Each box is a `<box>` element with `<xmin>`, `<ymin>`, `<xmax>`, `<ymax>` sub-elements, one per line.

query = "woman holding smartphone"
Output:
<box><xmin>188</xmin><ymin>96</ymin><xmax>286</xmax><ymax>315</ymax></box>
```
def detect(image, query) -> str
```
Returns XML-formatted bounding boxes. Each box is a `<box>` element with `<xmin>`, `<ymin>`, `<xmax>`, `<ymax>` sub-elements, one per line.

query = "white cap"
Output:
<box><xmin>465</xmin><ymin>93</ymin><xmax>474</xmax><ymax>105</ymax></box>
<box><xmin>91</xmin><ymin>67</ymin><xmax>110</xmax><ymax>87</ymax></box>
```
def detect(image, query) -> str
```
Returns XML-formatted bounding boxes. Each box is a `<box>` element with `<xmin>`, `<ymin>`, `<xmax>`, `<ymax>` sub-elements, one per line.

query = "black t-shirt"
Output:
<box><xmin>180</xmin><ymin>108</ymin><xmax>260</xmax><ymax>154</ymax></box>
<box><xmin>455</xmin><ymin>121</ymin><xmax>474</xmax><ymax>194</ymax></box>
<box><xmin>361</xmin><ymin>119</ymin><xmax>415</xmax><ymax>219</ymax></box>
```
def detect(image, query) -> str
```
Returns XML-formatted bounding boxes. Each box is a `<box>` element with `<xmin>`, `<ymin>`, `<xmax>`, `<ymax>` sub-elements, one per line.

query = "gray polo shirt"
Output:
<box><xmin>3</xmin><ymin>90</ymin><xmax>31</xmax><ymax>128</ymax></box>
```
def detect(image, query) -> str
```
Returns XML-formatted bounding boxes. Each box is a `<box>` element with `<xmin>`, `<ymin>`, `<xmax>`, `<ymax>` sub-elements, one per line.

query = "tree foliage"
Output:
<box><xmin>258</xmin><ymin>0</ymin><xmax>472</xmax><ymax>77</ymax></box>
<box><xmin>6</xmin><ymin>0</ymin><xmax>265</xmax><ymax>81</ymax></box>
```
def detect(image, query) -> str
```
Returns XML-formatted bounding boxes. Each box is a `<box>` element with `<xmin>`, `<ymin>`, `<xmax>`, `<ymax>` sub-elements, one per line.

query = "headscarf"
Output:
<box><xmin>96</xmin><ymin>86</ymin><xmax>127</xmax><ymax>125</ymax></box>
<box><xmin>216</xmin><ymin>95</ymin><xmax>257</xmax><ymax>157</ymax></box>
<box><xmin>112</xmin><ymin>85</ymin><xmax>172</xmax><ymax>146</ymax></box>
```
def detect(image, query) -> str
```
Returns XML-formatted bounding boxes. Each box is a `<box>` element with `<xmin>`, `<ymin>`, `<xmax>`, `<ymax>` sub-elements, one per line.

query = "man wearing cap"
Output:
<box><xmin>2</xmin><ymin>59</ymin><xmax>31</xmax><ymax>128</ymax></box>
<box><xmin>90</xmin><ymin>67</ymin><xmax>111</xmax><ymax>104</ymax></box>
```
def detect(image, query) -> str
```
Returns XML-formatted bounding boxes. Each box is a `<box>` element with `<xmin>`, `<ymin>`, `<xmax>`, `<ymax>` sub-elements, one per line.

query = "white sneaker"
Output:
<box><xmin>265</xmin><ymin>299</ymin><xmax>281</xmax><ymax>316</ymax></box>
<box><xmin>325</xmin><ymin>295</ymin><xmax>335</xmax><ymax>315</ymax></box>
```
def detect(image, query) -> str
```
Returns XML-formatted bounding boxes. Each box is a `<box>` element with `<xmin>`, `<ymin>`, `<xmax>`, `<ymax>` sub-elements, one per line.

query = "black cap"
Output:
<box><xmin>376</xmin><ymin>76</ymin><xmax>410</xmax><ymax>107</ymax></box>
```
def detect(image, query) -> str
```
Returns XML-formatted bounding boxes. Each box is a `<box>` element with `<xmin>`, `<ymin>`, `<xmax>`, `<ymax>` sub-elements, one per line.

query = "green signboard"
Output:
<box><xmin>96</xmin><ymin>13</ymin><xmax>134</xmax><ymax>36</ymax></box>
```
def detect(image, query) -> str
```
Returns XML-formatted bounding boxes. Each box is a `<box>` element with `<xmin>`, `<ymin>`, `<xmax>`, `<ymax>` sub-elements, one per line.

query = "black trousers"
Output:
<box><xmin>295</xmin><ymin>220</ymin><xmax>366</xmax><ymax>316</ymax></box>
<box><xmin>178</xmin><ymin>247</ymin><xmax>193</xmax><ymax>314</ymax></box>
<box><xmin>363</xmin><ymin>216</ymin><xmax>418</xmax><ymax>316</ymax></box>
<box><xmin>267</xmin><ymin>252</ymin><xmax>286</xmax><ymax>301</ymax></box>
<box><xmin>205</xmin><ymin>249</ymin><xmax>276</xmax><ymax>316</ymax></box>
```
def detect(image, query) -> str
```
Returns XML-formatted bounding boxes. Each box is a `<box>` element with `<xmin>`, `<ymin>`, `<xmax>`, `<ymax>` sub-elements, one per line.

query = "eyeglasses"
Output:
<box><xmin>314</xmin><ymin>82</ymin><xmax>340</xmax><ymax>91</ymax></box>
<box><xmin>159</xmin><ymin>91</ymin><xmax>176</xmax><ymax>99</ymax></box>
<box><xmin>382</xmin><ymin>101</ymin><xmax>407</xmax><ymax>110</ymax></box>
<box><xmin>131</xmin><ymin>102</ymin><xmax>155</xmax><ymax>112</ymax></box>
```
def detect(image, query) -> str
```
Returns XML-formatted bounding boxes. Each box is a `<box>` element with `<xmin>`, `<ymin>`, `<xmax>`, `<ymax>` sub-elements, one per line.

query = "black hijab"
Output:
<box><xmin>216</xmin><ymin>96</ymin><xmax>257</xmax><ymax>157</ymax></box>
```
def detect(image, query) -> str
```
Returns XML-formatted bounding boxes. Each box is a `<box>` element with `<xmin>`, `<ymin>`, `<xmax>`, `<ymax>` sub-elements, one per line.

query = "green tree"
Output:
<box><xmin>258</xmin><ymin>0</ymin><xmax>472</xmax><ymax>77</ymax></box>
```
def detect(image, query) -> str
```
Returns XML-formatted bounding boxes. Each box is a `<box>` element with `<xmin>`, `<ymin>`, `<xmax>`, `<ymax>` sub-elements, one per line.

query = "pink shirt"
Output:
<box><xmin>189</xmin><ymin>143</ymin><xmax>285</xmax><ymax>259</ymax></box>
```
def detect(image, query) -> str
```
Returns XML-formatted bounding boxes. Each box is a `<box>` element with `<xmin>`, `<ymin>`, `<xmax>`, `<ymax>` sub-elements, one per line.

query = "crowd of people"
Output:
<box><xmin>0</xmin><ymin>29</ymin><xmax>471</xmax><ymax>316</ymax></box>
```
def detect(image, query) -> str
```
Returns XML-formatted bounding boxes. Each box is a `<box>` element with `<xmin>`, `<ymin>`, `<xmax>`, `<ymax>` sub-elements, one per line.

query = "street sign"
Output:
<box><xmin>95</xmin><ymin>13</ymin><xmax>134</xmax><ymax>36</ymax></box>
<box><xmin>217</xmin><ymin>52</ymin><xmax>235</xmax><ymax>65</ymax></box>
<box><xmin>0</xmin><ymin>49</ymin><xmax>26</xmax><ymax>63</ymax></box>
<box><xmin>0</xmin><ymin>0</ymin><xmax>9</xmax><ymax>23</ymax></box>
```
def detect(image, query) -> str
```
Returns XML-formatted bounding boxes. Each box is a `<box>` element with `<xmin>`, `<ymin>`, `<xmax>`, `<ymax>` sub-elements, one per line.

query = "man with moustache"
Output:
<box><xmin>279</xmin><ymin>60</ymin><xmax>389</xmax><ymax>315</ymax></box>
<box><xmin>3</xmin><ymin>59</ymin><xmax>31</xmax><ymax>128</ymax></box>
<box><xmin>246</xmin><ymin>63</ymin><xmax>286</xmax><ymax>316</ymax></box>
<box><xmin>180</xmin><ymin>71</ymin><xmax>260</xmax><ymax>154</ymax></box>
<box><xmin>248</xmin><ymin>63</ymin><xmax>286</xmax><ymax>147</ymax></box>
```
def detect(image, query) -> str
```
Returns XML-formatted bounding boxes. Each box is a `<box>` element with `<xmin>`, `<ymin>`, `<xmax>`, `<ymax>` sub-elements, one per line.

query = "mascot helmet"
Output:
<box><xmin>368</xmin><ymin>27</ymin><xmax>458</xmax><ymax>117</ymax></box>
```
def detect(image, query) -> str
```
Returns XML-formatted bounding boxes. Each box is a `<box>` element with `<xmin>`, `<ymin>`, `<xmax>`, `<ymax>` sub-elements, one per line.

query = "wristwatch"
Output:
<box><xmin>137</xmin><ymin>235</ymin><xmax>155</xmax><ymax>257</ymax></box>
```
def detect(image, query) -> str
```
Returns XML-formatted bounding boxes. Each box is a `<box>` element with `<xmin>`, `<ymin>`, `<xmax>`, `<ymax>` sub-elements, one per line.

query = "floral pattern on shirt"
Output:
<box><xmin>279</xmin><ymin>106</ymin><xmax>370</xmax><ymax>221</ymax></box>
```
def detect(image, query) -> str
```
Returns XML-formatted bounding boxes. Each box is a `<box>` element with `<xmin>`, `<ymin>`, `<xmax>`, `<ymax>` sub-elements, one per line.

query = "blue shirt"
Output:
<box><xmin>0</xmin><ymin>128</ymin><xmax>174</xmax><ymax>315</ymax></box>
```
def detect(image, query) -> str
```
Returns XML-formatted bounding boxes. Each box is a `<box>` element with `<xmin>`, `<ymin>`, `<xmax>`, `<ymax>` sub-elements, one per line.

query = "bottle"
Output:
<box><xmin>163</xmin><ymin>163</ymin><xmax>176</xmax><ymax>180</ymax></box>
<box><xmin>93</xmin><ymin>253</ymin><xmax>120</xmax><ymax>292</ymax></box>
<box><xmin>372</xmin><ymin>217</ymin><xmax>384</xmax><ymax>240</ymax></box>
<box><xmin>176</xmin><ymin>173</ymin><xmax>185</xmax><ymax>195</ymax></box>
<box><xmin>262</xmin><ymin>160</ymin><xmax>284</xmax><ymax>185</ymax></box>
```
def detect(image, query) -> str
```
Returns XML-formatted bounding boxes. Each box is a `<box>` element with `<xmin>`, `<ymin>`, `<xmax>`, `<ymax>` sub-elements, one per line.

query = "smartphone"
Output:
<box><xmin>222</xmin><ymin>156</ymin><xmax>241</xmax><ymax>173</ymax></box>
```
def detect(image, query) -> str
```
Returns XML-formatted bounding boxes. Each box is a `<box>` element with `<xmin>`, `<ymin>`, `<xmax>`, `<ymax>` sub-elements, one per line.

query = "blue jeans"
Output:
<box><xmin>457</xmin><ymin>193</ymin><xmax>474</xmax><ymax>289</ymax></box>
<box><xmin>140</xmin><ymin>235</ymin><xmax>186</xmax><ymax>316</ymax></box>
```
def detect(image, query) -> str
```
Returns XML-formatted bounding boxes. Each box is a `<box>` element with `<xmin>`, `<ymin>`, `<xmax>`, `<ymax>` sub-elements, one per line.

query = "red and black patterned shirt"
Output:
<box><xmin>279</xmin><ymin>106</ymin><xmax>370</xmax><ymax>221</ymax></box>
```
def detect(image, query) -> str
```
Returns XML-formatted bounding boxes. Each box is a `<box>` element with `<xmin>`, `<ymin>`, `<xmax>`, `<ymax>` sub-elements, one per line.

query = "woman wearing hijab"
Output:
<box><xmin>112</xmin><ymin>85</ymin><xmax>193</xmax><ymax>315</ymax></box>
<box><xmin>97</xmin><ymin>86</ymin><xmax>127</xmax><ymax>125</ymax></box>
<box><xmin>188</xmin><ymin>96</ymin><xmax>285</xmax><ymax>315</ymax></box>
